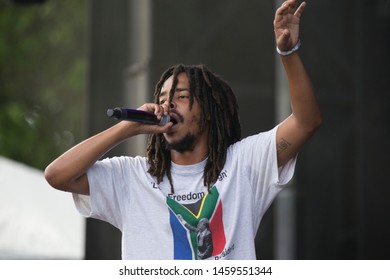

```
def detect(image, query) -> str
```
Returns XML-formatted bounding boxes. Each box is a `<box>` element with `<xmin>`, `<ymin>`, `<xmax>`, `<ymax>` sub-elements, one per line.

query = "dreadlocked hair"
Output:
<box><xmin>146</xmin><ymin>64</ymin><xmax>241</xmax><ymax>193</ymax></box>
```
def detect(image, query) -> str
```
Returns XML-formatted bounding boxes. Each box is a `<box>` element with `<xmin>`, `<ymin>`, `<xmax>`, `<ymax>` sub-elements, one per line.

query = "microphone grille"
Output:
<box><xmin>159</xmin><ymin>115</ymin><xmax>171</xmax><ymax>126</ymax></box>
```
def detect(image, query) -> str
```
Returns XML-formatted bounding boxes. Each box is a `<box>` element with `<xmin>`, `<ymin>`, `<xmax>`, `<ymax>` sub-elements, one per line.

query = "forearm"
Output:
<box><xmin>45</xmin><ymin>101</ymin><xmax>172</xmax><ymax>193</ymax></box>
<box><xmin>44</xmin><ymin>121</ymin><xmax>136</xmax><ymax>192</ymax></box>
<box><xmin>280</xmin><ymin>52</ymin><xmax>322</xmax><ymax>130</ymax></box>
<box><xmin>273</xmin><ymin>0</ymin><xmax>322</xmax><ymax>166</ymax></box>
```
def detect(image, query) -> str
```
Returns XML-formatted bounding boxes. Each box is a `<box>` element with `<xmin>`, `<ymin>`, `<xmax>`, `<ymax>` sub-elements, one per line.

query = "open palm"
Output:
<box><xmin>274</xmin><ymin>0</ymin><xmax>306</xmax><ymax>51</ymax></box>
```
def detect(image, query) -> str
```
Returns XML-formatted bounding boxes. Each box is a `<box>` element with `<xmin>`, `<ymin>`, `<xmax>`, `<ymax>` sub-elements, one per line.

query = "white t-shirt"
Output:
<box><xmin>73</xmin><ymin>126</ymin><xmax>296</xmax><ymax>260</ymax></box>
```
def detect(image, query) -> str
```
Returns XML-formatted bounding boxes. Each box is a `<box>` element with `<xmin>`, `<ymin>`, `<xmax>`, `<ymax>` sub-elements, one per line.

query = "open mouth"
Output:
<box><xmin>169</xmin><ymin>114</ymin><xmax>179</xmax><ymax>126</ymax></box>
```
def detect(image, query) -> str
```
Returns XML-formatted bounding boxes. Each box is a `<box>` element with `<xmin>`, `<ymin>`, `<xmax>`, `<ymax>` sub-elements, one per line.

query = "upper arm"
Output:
<box><xmin>276</xmin><ymin>114</ymin><xmax>319</xmax><ymax>167</ymax></box>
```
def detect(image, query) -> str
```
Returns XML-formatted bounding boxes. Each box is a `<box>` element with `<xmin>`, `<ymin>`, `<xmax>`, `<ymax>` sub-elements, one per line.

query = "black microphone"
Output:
<box><xmin>107</xmin><ymin>107</ymin><xmax>170</xmax><ymax>126</ymax></box>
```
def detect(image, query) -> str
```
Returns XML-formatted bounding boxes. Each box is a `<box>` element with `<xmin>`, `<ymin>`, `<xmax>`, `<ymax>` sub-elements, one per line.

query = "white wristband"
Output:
<box><xmin>276</xmin><ymin>39</ymin><xmax>301</xmax><ymax>56</ymax></box>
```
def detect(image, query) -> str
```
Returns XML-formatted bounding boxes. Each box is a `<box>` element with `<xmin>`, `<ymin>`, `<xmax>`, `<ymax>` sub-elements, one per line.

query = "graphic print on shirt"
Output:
<box><xmin>166</xmin><ymin>186</ymin><xmax>226</xmax><ymax>260</ymax></box>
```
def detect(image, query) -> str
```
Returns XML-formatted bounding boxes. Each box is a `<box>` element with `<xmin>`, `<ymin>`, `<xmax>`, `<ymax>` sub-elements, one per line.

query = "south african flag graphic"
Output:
<box><xmin>167</xmin><ymin>186</ymin><xmax>226</xmax><ymax>260</ymax></box>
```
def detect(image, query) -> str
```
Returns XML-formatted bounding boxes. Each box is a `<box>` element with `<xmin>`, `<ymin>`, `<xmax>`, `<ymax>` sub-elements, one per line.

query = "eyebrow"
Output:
<box><xmin>175</xmin><ymin>87</ymin><xmax>190</xmax><ymax>92</ymax></box>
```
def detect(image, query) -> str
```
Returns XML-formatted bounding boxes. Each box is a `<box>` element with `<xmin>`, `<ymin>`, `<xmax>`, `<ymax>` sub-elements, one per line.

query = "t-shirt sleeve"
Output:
<box><xmin>235</xmin><ymin>126</ymin><xmax>297</xmax><ymax>220</ymax></box>
<box><xmin>72</xmin><ymin>157</ymin><xmax>130</xmax><ymax>230</ymax></box>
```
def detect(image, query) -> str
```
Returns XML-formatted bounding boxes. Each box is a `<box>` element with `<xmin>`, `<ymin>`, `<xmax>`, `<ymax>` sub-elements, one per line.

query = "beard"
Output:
<box><xmin>164</xmin><ymin>133</ymin><xmax>197</xmax><ymax>153</ymax></box>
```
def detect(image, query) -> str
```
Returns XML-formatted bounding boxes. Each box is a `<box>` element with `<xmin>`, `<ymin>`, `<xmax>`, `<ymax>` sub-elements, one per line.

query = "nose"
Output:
<box><xmin>168</xmin><ymin>100</ymin><xmax>176</xmax><ymax>110</ymax></box>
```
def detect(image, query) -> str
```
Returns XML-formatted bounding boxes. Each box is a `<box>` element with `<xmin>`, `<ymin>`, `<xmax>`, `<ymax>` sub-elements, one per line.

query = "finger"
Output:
<box><xmin>276</xmin><ymin>1</ymin><xmax>290</xmax><ymax>16</ymax></box>
<box><xmin>294</xmin><ymin>1</ymin><xmax>306</xmax><ymax>18</ymax></box>
<box><xmin>159</xmin><ymin>104</ymin><xmax>171</xmax><ymax>120</ymax></box>
<box><xmin>152</xmin><ymin>121</ymin><xmax>173</xmax><ymax>134</ymax></box>
<box><xmin>283</xmin><ymin>0</ymin><xmax>296</xmax><ymax>6</ymax></box>
<box><xmin>288</xmin><ymin>1</ymin><xmax>297</xmax><ymax>14</ymax></box>
<box><xmin>278</xmin><ymin>30</ymin><xmax>291</xmax><ymax>49</ymax></box>
<box><xmin>161</xmin><ymin>102</ymin><xmax>170</xmax><ymax>113</ymax></box>
<box><xmin>138</xmin><ymin>103</ymin><xmax>155</xmax><ymax>113</ymax></box>
<box><xmin>155</xmin><ymin>105</ymin><xmax>165</xmax><ymax>118</ymax></box>
<box><xmin>276</xmin><ymin>0</ymin><xmax>297</xmax><ymax>17</ymax></box>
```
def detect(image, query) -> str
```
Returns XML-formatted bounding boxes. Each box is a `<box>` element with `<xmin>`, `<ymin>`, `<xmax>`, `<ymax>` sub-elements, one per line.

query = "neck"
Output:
<box><xmin>170</xmin><ymin>134</ymin><xmax>208</xmax><ymax>165</ymax></box>
<box><xmin>170</xmin><ymin>148</ymin><xmax>208</xmax><ymax>165</ymax></box>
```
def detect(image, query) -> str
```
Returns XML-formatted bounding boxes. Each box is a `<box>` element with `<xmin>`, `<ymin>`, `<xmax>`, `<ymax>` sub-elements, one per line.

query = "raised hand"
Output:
<box><xmin>274</xmin><ymin>0</ymin><xmax>306</xmax><ymax>52</ymax></box>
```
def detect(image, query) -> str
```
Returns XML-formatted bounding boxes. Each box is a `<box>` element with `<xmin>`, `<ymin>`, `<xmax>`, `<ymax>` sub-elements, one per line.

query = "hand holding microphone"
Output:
<box><xmin>107</xmin><ymin>107</ymin><xmax>171</xmax><ymax>126</ymax></box>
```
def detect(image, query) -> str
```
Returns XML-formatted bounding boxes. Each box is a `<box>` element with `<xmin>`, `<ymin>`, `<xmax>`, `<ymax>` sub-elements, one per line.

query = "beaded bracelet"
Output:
<box><xmin>276</xmin><ymin>39</ymin><xmax>301</xmax><ymax>56</ymax></box>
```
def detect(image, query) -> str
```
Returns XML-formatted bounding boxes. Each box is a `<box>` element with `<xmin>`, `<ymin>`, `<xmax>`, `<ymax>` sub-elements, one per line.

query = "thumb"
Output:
<box><xmin>277</xmin><ymin>30</ymin><xmax>291</xmax><ymax>50</ymax></box>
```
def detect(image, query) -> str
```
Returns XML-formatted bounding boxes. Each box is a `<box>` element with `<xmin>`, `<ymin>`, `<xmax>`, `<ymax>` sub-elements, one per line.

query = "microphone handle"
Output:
<box><xmin>107</xmin><ymin>107</ymin><xmax>170</xmax><ymax>126</ymax></box>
